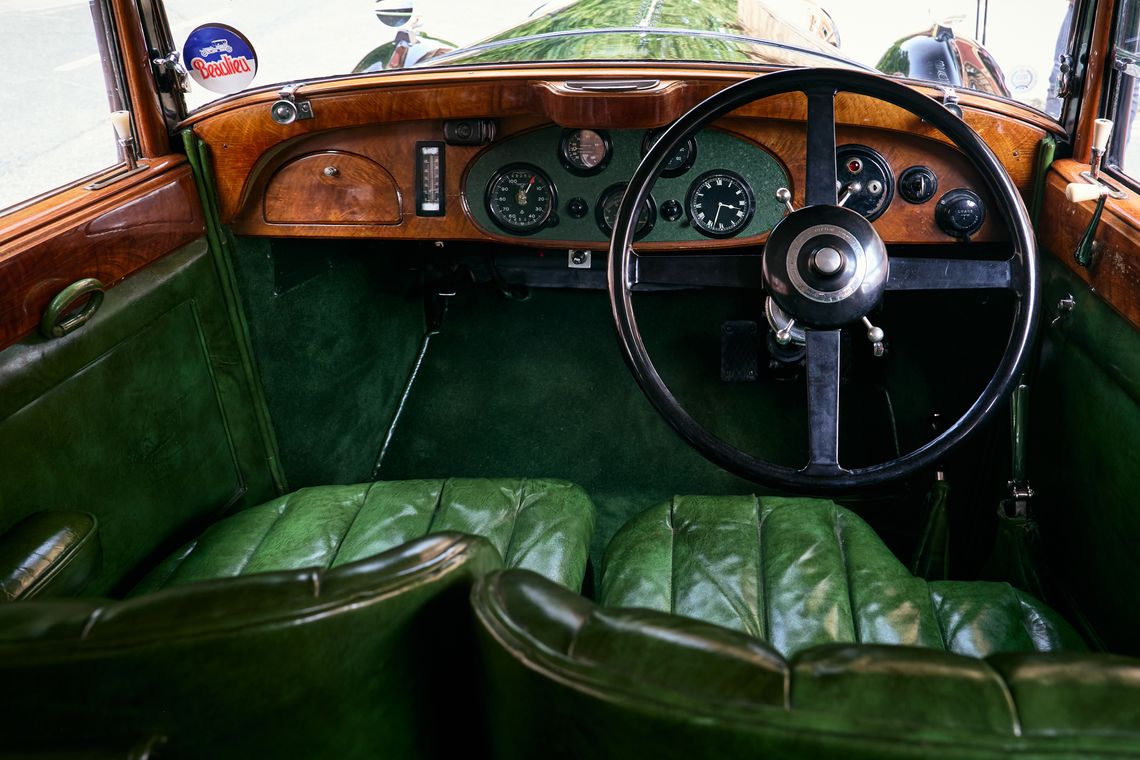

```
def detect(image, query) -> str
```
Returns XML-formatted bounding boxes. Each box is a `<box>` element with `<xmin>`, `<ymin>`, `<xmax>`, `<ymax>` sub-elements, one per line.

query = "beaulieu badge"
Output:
<box><xmin>183</xmin><ymin>24</ymin><xmax>257</xmax><ymax>94</ymax></box>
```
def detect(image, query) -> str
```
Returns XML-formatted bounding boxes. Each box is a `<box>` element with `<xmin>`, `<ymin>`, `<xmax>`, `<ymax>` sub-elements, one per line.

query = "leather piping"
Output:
<box><xmin>425</xmin><ymin>479</ymin><xmax>449</xmax><ymax>534</ymax></box>
<box><xmin>502</xmin><ymin>478</ymin><xmax>530</xmax><ymax>567</ymax></box>
<box><xmin>326</xmin><ymin>482</ymin><xmax>377</xmax><ymax>568</ymax></box>
<box><xmin>667</xmin><ymin>497</ymin><xmax>676</xmax><ymax>616</ymax></box>
<box><xmin>929</xmin><ymin>587</ymin><xmax>949</xmax><ymax>651</ymax></box>
<box><xmin>21</xmin><ymin>515</ymin><xmax>100</xmax><ymax>600</ymax></box>
<box><xmin>22</xmin><ymin>536</ymin><xmax>483</xmax><ymax>654</ymax></box>
<box><xmin>233</xmin><ymin>498</ymin><xmax>290</xmax><ymax>576</ymax></box>
<box><xmin>833</xmin><ymin>507</ymin><xmax>860</xmax><ymax>644</ymax></box>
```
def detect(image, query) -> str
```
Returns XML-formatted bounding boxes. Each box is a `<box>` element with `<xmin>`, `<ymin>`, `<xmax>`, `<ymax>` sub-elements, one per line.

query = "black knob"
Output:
<box><xmin>899</xmin><ymin>166</ymin><xmax>938</xmax><ymax>204</ymax></box>
<box><xmin>660</xmin><ymin>198</ymin><xmax>683</xmax><ymax>222</ymax></box>
<box><xmin>935</xmin><ymin>188</ymin><xmax>985</xmax><ymax>239</ymax></box>
<box><xmin>566</xmin><ymin>197</ymin><xmax>588</xmax><ymax>219</ymax></box>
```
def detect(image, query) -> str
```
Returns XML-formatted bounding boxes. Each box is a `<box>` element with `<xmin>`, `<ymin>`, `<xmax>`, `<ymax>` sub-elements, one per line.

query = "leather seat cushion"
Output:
<box><xmin>600</xmin><ymin>496</ymin><xmax>1084</xmax><ymax>657</ymax></box>
<box><xmin>133</xmin><ymin>478</ymin><xmax>595</xmax><ymax>594</ymax></box>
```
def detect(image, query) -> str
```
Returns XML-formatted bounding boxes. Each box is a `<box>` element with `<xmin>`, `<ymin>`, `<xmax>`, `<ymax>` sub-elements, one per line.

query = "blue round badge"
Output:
<box><xmin>183</xmin><ymin>24</ymin><xmax>257</xmax><ymax>95</ymax></box>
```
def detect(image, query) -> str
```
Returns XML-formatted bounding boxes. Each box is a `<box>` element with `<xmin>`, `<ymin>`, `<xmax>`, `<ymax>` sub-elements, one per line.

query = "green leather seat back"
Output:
<box><xmin>600</xmin><ymin>496</ymin><xmax>1083</xmax><ymax>657</ymax></box>
<box><xmin>133</xmin><ymin>477</ymin><xmax>595</xmax><ymax>594</ymax></box>
<box><xmin>0</xmin><ymin>534</ymin><xmax>499</xmax><ymax>758</ymax></box>
<box><xmin>474</xmin><ymin>569</ymin><xmax>1140</xmax><ymax>759</ymax></box>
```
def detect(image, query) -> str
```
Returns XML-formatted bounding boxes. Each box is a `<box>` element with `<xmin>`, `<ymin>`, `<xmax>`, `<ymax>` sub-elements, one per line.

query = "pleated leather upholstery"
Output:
<box><xmin>133</xmin><ymin>478</ymin><xmax>595</xmax><ymax>594</ymax></box>
<box><xmin>474</xmin><ymin>570</ymin><xmax>1140</xmax><ymax>759</ymax></box>
<box><xmin>600</xmin><ymin>496</ymin><xmax>1083</xmax><ymax>657</ymax></box>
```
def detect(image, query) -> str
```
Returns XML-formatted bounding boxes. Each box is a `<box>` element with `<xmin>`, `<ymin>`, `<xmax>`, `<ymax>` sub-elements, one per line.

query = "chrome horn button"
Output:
<box><xmin>762</xmin><ymin>205</ymin><xmax>888</xmax><ymax>329</ymax></box>
<box><xmin>812</xmin><ymin>246</ymin><xmax>844</xmax><ymax>276</ymax></box>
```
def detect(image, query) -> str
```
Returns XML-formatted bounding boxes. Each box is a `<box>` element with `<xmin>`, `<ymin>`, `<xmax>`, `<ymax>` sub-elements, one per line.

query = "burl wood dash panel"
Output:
<box><xmin>264</xmin><ymin>152</ymin><xmax>402</xmax><ymax>225</ymax></box>
<box><xmin>187</xmin><ymin>66</ymin><xmax>1054</xmax><ymax>248</ymax></box>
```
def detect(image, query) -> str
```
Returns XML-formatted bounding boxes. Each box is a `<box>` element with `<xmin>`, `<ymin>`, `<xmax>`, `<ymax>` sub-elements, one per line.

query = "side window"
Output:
<box><xmin>0</xmin><ymin>0</ymin><xmax>128</xmax><ymax>213</ymax></box>
<box><xmin>1109</xmin><ymin>0</ymin><xmax>1140</xmax><ymax>180</ymax></box>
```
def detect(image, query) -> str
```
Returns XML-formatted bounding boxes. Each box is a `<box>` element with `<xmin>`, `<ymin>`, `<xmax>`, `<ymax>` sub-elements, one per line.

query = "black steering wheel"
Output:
<box><xmin>607</xmin><ymin>68</ymin><xmax>1039</xmax><ymax>493</ymax></box>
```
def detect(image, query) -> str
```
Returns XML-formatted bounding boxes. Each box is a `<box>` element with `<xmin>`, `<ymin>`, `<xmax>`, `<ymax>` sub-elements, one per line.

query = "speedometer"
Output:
<box><xmin>485</xmin><ymin>164</ymin><xmax>557</xmax><ymax>235</ymax></box>
<box><xmin>560</xmin><ymin>129</ymin><xmax>611</xmax><ymax>175</ymax></box>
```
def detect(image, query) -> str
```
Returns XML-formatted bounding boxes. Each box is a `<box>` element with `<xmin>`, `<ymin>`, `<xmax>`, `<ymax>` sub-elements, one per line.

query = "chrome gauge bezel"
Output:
<box><xmin>597</xmin><ymin>183</ymin><xmax>656</xmax><ymax>241</ymax></box>
<box><xmin>685</xmin><ymin>169</ymin><xmax>756</xmax><ymax>238</ymax></box>
<box><xmin>835</xmin><ymin>144</ymin><xmax>894</xmax><ymax>221</ymax></box>
<box><xmin>485</xmin><ymin>163</ymin><xmax>558</xmax><ymax>235</ymax></box>
<box><xmin>641</xmin><ymin>128</ymin><xmax>698</xmax><ymax>178</ymax></box>
<box><xmin>559</xmin><ymin>128</ymin><xmax>613</xmax><ymax>176</ymax></box>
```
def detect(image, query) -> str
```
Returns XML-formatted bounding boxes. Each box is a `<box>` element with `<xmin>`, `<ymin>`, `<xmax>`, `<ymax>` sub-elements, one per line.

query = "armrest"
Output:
<box><xmin>0</xmin><ymin>511</ymin><xmax>100</xmax><ymax>601</ymax></box>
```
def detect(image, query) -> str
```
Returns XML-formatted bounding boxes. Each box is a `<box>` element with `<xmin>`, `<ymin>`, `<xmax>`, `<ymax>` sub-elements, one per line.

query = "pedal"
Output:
<box><xmin>720</xmin><ymin>321</ymin><xmax>759</xmax><ymax>382</ymax></box>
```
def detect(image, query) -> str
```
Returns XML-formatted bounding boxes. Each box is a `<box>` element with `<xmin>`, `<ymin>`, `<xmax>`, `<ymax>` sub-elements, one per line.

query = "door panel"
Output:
<box><xmin>0</xmin><ymin>240</ymin><xmax>279</xmax><ymax>595</ymax></box>
<box><xmin>1035</xmin><ymin>164</ymin><xmax>1140</xmax><ymax>655</ymax></box>
<box><xmin>0</xmin><ymin>165</ymin><xmax>203</xmax><ymax>349</ymax></box>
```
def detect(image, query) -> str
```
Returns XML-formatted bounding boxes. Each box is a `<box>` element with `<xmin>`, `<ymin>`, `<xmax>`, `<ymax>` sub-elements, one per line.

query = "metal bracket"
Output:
<box><xmin>151</xmin><ymin>50</ymin><xmax>190</xmax><ymax>93</ymax></box>
<box><xmin>1051</xmin><ymin>294</ymin><xmax>1076</xmax><ymax>326</ymax></box>
<box><xmin>84</xmin><ymin>164</ymin><xmax>149</xmax><ymax>190</ymax></box>
<box><xmin>1055</xmin><ymin>53</ymin><xmax>1074</xmax><ymax>99</ymax></box>
<box><xmin>270</xmin><ymin>84</ymin><xmax>315</xmax><ymax>124</ymax></box>
<box><xmin>1007</xmin><ymin>481</ymin><xmax>1036</xmax><ymax>503</ymax></box>
<box><xmin>938</xmin><ymin>87</ymin><xmax>963</xmax><ymax>118</ymax></box>
<box><xmin>1077</xmin><ymin>171</ymin><xmax>1128</xmax><ymax>200</ymax></box>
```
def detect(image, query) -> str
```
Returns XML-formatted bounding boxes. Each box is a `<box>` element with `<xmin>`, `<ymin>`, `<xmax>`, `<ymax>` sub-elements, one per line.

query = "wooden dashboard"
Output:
<box><xmin>188</xmin><ymin>64</ymin><xmax>1062</xmax><ymax>251</ymax></box>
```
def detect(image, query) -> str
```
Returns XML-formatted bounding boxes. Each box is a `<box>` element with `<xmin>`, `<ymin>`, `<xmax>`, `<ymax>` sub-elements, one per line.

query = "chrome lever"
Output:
<box><xmin>862</xmin><ymin>315</ymin><xmax>886</xmax><ymax>357</ymax></box>
<box><xmin>775</xmin><ymin>187</ymin><xmax>796</xmax><ymax>215</ymax></box>
<box><xmin>838</xmin><ymin>182</ymin><xmax>863</xmax><ymax>208</ymax></box>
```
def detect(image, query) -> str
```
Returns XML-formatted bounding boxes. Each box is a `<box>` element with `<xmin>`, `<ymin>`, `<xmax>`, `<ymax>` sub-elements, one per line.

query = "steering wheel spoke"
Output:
<box><xmin>631</xmin><ymin>251</ymin><xmax>763</xmax><ymax>290</ymax></box>
<box><xmin>887</xmin><ymin>256</ymin><xmax>1018</xmax><ymax>291</ymax></box>
<box><xmin>803</xmin><ymin>328</ymin><xmax>844</xmax><ymax>475</ymax></box>
<box><xmin>804</xmin><ymin>87</ymin><xmax>839</xmax><ymax>207</ymax></box>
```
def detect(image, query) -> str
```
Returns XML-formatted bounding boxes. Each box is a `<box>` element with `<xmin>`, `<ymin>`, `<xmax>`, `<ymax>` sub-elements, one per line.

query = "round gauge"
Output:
<box><xmin>642</xmin><ymin>129</ymin><xmax>697</xmax><ymax>178</ymax></box>
<box><xmin>597</xmin><ymin>183</ymin><xmax>656</xmax><ymax>241</ymax></box>
<box><xmin>560</xmin><ymin>129</ymin><xmax>611</xmax><ymax>175</ymax></box>
<box><xmin>485</xmin><ymin>163</ymin><xmax>557</xmax><ymax>235</ymax></box>
<box><xmin>685</xmin><ymin>170</ymin><xmax>755</xmax><ymax>238</ymax></box>
<box><xmin>835</xmin><ymin>144</ymin><xmax>893</xmax><ymax>221</ymax></box>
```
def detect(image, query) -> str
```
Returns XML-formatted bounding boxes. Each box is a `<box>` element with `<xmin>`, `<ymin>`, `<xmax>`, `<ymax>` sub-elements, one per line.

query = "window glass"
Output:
<box><xmin>163</xmin><ymin>0</ymin><xmax>1074</xmax><ymax>118</ymax></box>
<box><xmin>0</xmin><ymin>0</ymin><xmax>125</xmax><ymax>212</ymax></box>
<box><xmin>1110</xmin><ymin>0</ymin><xmax>1140</xmax><ymax>179</ymax></box>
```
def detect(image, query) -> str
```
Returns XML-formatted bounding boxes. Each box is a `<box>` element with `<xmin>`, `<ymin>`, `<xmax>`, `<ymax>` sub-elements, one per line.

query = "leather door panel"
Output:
<box><xmin>0</xmin><ymin>241</ymin><xmax>280</xmax><ymax>595</ymax></box>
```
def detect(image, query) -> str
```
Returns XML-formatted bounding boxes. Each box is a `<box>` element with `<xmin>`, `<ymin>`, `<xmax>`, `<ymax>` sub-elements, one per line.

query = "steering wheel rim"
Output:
<box><xmin>607</xmin><ymin>68</ymin><xmax>1039</xmax><ymax>493</ymax></box>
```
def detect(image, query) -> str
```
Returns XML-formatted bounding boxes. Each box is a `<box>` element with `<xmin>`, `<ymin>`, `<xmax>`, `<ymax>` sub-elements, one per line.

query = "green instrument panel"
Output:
<box><xmin>465</xmin><ymin>126</ymin><xmax>789</xmax><ymax>244</ymax></box>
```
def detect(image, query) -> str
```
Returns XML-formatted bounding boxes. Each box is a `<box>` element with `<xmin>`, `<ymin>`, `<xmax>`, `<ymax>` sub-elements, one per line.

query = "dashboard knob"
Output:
<box><xmin>935</xmin><ymin>188</ymin><xmax>986</xmax><ymax>239</ymax></box>
<box><xmin>660</xmin><ymin>198</ymin><xmax>683</xmax><ymax>222</ymax></box>
<box><xmin>567</xmin><ymin>197</ymin><xmax>588</xmax><ymax>219</ymax></box>
<box><xmin>899</xmin><ymin>166</ymin><xmax>938</xmax><ymax>204</ymax></box>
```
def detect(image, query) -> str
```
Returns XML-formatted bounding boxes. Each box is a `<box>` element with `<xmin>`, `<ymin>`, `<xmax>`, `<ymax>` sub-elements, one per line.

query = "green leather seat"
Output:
<box><xmin>600</xmin><ymin>496</ymin><xmax>1083</xmax><ymax>657</ymax></box>
<box><xmin>472</xmin><ymin>569</ymin><xmax>1140</xmax><ymax>759</ymax></box>
<box><xmin>133</xmin><ymin>477</ymin><xmax>596</xmax><ymax>593</ymax></box>
<box><xmin>0</xmin><ymin>478</ymin><xmax>595</xmax><ymax>758</ymax></box>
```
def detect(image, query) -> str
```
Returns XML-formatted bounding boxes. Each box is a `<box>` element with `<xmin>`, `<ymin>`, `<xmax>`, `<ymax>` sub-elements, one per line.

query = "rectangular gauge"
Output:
<box><xmin>416</xmin><ymin>141</ymin><xmax>445</xmax><ymax>216</ymax></box>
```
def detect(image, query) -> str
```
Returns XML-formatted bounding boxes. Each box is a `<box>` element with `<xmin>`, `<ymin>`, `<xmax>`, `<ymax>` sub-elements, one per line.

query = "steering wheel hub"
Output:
<box><xmin>763</xmin><ymin>205</ymin><xmax>888</xmax><ymax>328</ymax></box>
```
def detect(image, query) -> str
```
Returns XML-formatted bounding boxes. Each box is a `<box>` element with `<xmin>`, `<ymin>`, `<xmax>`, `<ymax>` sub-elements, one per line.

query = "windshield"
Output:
<box><xmin>166</xmin><ymin>0</ymin><xmax>1074</xmax><ymax>118</ymax></box>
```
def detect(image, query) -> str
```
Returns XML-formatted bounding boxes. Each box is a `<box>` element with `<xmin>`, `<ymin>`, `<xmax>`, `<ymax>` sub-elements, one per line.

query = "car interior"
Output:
<box><xmin>0</xmin><ymin>0</ymin><xmax>1138</xmax><ymax>757</ymax></box>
